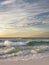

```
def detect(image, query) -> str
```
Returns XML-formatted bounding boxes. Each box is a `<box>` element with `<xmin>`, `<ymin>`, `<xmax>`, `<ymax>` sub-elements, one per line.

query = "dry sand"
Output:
<box><xmin>0</xmin><ymin>56</ymin><xmax>49</xmax><ymax>65</ymax></box>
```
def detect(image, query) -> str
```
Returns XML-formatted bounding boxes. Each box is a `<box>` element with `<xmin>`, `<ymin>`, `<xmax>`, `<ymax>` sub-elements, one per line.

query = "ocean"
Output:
<box><xmin>0</xmin><ymin>38</ymin><xmax>49</xmax><ymax>60</ymax></box>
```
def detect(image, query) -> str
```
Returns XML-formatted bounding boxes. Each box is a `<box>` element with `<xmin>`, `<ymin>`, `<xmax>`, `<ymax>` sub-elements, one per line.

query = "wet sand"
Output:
<box><xmin>0</xmin><ymin>56</ymin><xmax>49</xmax><ymax>65</ymax></box>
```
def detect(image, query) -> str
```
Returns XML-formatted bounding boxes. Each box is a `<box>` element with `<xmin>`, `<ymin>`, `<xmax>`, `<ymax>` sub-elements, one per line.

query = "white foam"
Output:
<box><xmin>31</xmin><ymin>50</ymin><xmax>37</xmax><ymax>54</ymax></box>
<box><xmin>4</xmin><ymin>40</ymin><xmax>26</xmax><ymax>47</ymax></box>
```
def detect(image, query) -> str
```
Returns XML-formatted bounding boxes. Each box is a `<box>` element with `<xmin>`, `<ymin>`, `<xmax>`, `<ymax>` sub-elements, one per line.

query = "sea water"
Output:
<box><xmin>0</xmin><ymin>38</ymin><xmax>49</xmax><ymax>60</ymax></box>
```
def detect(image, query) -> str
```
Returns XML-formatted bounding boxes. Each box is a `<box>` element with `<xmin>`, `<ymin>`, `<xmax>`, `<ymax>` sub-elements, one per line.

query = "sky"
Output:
<box><xmin>0</xmin><ymin>0</ymin><xmax>49</xmax><ymax>37</ymax></box>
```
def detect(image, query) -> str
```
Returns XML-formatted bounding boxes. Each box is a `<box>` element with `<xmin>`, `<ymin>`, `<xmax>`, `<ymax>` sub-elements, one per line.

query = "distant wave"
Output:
<box><xmin>0</xmin><ymin>38</ymin><xmax>49</xmax><ymax>47</ymax></box>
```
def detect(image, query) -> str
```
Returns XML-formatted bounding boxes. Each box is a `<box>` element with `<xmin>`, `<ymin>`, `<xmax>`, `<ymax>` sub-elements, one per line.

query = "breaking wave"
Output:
<box><xmin>0</xmin><ymin>38</ymin><xmax>49</xmax><ymax>60</ymax></box>
<box><xmin>0</xmin><ymin>40</ymin><xmax>27</xmax><ymax>46</ymax></box>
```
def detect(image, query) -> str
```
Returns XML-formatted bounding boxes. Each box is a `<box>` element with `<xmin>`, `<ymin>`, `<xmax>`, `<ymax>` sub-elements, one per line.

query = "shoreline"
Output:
<box><xmin>0</xmin><ymin>55</ymin><xmax>49</xmax><ymax>65</ymax></box>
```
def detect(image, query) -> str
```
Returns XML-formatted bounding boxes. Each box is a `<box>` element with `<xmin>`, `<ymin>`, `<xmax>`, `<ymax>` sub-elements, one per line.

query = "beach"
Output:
<box><xmin>0</xmin><ymin>56</ymin><xmax>49</xmax><ymax>65</ymax></box>
<box><xmin>0</xmin><ymin>53</ymin><xmax>49</xmax><ymax>65</ymax></box>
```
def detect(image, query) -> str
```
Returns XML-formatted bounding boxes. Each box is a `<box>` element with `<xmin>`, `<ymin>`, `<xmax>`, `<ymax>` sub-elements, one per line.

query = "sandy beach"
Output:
<box><xmin>0</xmin><ymin>55</ymin><xmax>49</xmax><ymax>65</ymax></box>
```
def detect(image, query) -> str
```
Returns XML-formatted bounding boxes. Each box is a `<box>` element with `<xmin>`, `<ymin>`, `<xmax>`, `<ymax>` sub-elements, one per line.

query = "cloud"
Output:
<box><xmin>0</xmin><ymin>0</ymin><xmax>49</xmax><ymax>35</ymax></box>
<box><xmin>1</xmin><ymin>0</ymin><xmax>13</xmax><ymax>5</ymax></box>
